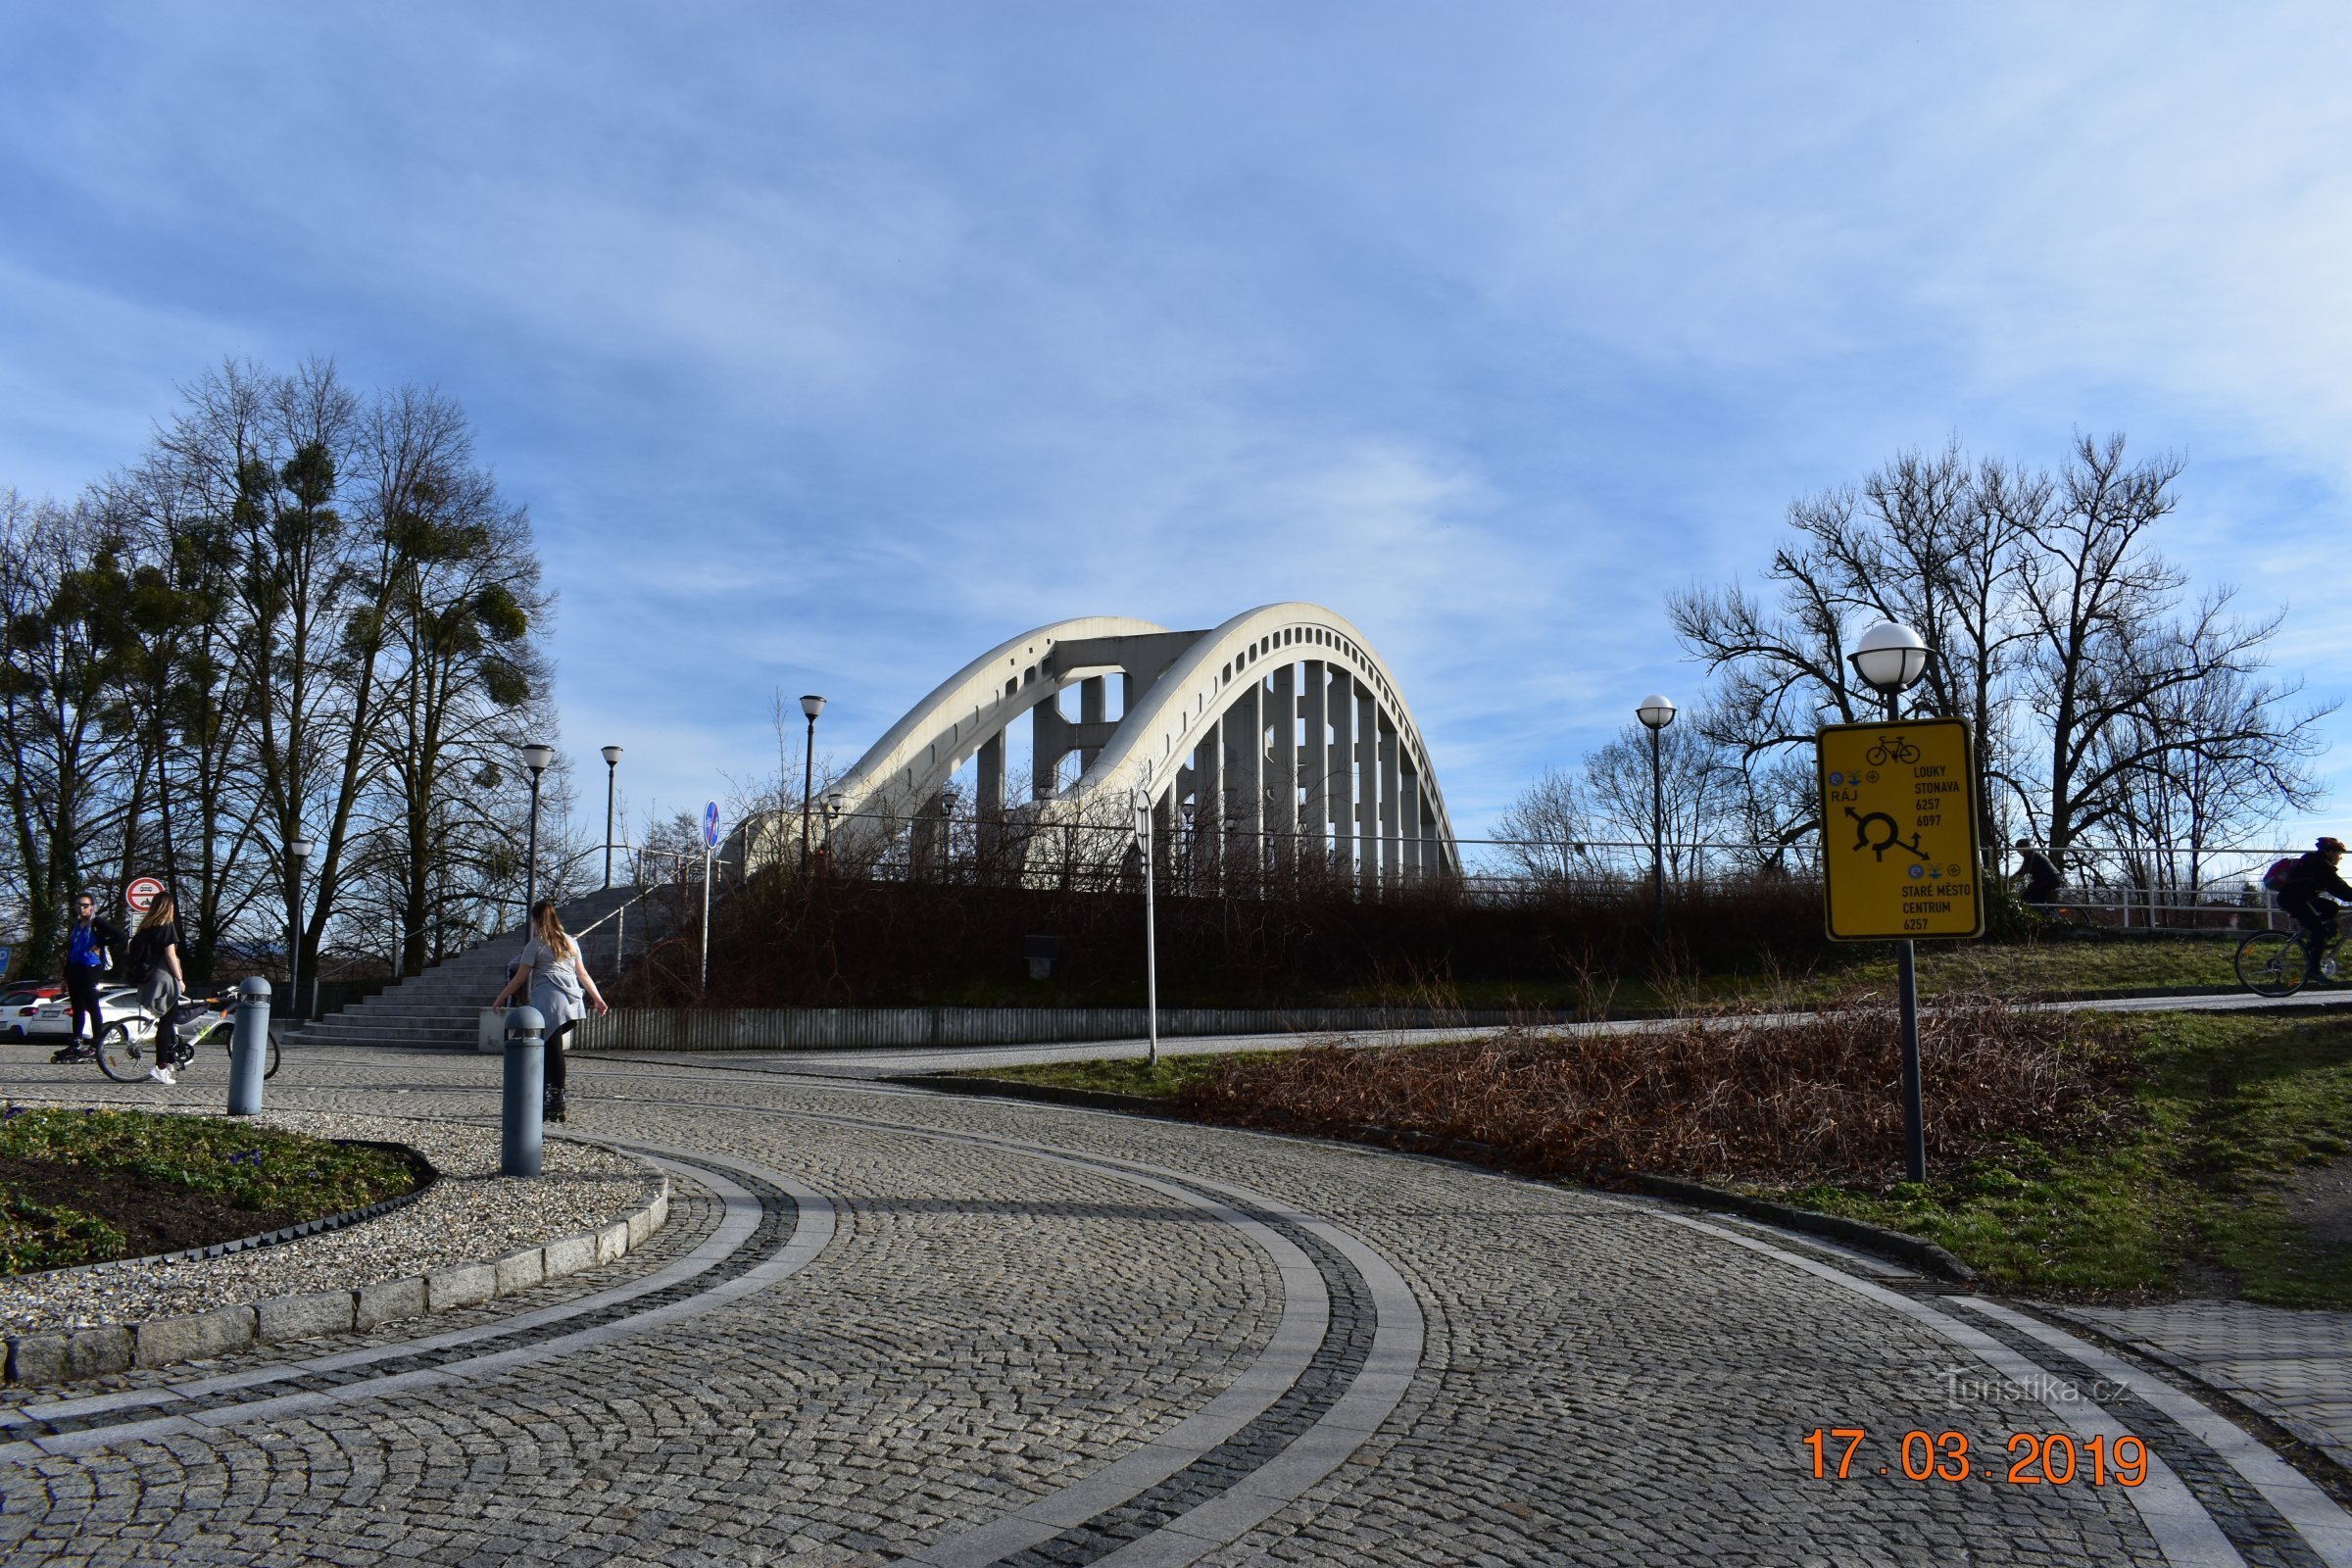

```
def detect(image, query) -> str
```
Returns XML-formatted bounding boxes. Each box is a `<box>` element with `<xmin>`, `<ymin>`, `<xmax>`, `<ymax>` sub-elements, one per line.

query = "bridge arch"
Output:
<box><xmin>810</xmin><ymin>603</ymin><xmax>1458</xmax><ymax>884</ymax></box>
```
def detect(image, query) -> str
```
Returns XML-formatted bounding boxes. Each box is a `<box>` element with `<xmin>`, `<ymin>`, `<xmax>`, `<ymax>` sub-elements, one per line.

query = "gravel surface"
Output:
<box><xmin>0</xmin><ymin>1105</ymin><xmax>662</xmax><ymax>1335</ymax></box>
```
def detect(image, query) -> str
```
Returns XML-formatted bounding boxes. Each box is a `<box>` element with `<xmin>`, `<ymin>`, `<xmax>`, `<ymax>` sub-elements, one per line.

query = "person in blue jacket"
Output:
<box><xmin>53</xmin><ymin>892</ymin><xmax>125</xmax><ymax>1063</ymax></box>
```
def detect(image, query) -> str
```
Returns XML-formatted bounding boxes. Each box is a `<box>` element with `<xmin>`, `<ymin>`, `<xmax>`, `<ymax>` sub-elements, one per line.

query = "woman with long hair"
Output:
<box><xmin>127</xmin><ymin>893</ymin><xmax>189</xmax><ymax>1084</ymax></box>
<box><xmin>491</xmin><ymin>899</ymin><xmax>610</xmax><ymax>1122</ymax></box>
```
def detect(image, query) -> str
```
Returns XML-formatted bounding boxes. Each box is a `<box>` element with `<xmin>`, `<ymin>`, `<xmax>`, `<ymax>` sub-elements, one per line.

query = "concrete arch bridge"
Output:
<box><xmin>761</xmin><ymin>604</ymin><xmax>1459</xmax><ymax>887</ymax></box>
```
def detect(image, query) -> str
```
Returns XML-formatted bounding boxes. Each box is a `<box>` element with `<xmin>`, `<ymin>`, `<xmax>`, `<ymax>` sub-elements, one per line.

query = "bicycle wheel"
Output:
<box><xmin>96</xmin><ymin>1019</ymin><xmax>149</xmax><ymax>1082</ymax></box>
<box><xmin>265</xmin><ymin>1028</ymin><xmax>282</xmax><ymax>1079</ymax></box>
<box><xmin>2235</xmin><ymin>930</ymin><xmax>2311</xmax><ymax>998</ymax></box>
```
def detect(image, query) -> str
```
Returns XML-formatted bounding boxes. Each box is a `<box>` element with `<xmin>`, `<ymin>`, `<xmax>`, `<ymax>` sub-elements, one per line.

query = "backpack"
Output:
<box><xmin>2262</xmin><ymin>858</ymin><xmax>2298</xmax><ymax>894</ymax></box>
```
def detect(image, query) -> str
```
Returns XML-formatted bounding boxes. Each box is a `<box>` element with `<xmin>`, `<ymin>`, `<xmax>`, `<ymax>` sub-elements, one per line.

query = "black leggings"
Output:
<box><xmin>545</xmin><ymin>1021</ymin><xmax>575</xmax><ymax>1093</ymax></box>
<box><xmin>67</xmin><ymin>965</ymin><xmax>105</xmax><ymax>1043</ymax></box>
<box><xmin>2282</xmin><ymin>894</ymin><xmax>2338</xmax><ymax>959</ymax></box>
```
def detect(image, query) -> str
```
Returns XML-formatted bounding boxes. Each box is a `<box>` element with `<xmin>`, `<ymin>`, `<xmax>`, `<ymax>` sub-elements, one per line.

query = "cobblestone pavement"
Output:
<box><xmin>2054</xmin><ymin>1301</ymin><xmax>2352</xmax><ymax>1476</ymax></box>
<box><xmin>4</xmin><ymin>1046</ymin><xmax>2351</xmax><ymax>1566</ymax></box>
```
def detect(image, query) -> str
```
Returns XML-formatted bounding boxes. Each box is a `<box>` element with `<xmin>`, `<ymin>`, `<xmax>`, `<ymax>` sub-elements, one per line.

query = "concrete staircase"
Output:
<box><xmin>291</xmin><ymin>888</ymin><xmax>643</xmax><ymax>1050</ymax></box>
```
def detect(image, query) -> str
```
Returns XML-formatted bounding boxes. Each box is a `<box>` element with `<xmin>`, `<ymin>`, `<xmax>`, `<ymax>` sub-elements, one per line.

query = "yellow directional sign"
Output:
<box><xmin>1816</xmin><ymin>717</ymin><xmax>1984</xmax><ymax>941</ymax></box>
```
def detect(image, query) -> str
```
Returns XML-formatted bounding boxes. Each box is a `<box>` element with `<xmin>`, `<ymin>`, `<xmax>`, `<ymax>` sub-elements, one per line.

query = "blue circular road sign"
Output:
<box><xmin>703</xmin><ymin>802</ymin><xmax>721</xmax><ymax>850</ymax></box>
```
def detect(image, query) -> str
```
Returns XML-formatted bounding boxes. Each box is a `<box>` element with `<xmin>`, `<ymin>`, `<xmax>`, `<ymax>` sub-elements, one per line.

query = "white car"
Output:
<box><xmin>25</xmin><ymin>987</ymin><xmax>155</xmax><ymax>1042</ymax></box>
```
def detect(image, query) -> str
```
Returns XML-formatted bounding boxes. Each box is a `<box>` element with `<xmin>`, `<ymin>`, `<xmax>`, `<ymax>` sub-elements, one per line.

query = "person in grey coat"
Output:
<box><xmin>491</xmin><ymin>899</ymin><xmax>610</xmax><ymax>1122</ymax></box>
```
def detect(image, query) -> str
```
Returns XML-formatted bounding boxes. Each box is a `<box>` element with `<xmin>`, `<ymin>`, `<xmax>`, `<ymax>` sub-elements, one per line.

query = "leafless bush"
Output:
<box><xmin>1173</xmin><ymin>992</ymin><xmax>2137</xmax><ymax>1184</ymax></box>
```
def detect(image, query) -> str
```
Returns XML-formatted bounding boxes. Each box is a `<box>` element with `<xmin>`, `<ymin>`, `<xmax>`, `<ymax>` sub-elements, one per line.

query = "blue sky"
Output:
<box><xmin>5</xmin><ymin>5</ymin><xmax>2349</xmax><ymax>851</ymax></box>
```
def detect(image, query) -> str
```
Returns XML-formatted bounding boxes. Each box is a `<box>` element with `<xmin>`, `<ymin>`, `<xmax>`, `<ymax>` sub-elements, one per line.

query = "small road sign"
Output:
<box><xmin>703</xmin><ymin>802</ymin><xmax>721</xmax><ymax>851</ymax></box>
<box><xmin>1816</xmin><ymin>718</ymin><xmax>1983</xmax><ymax>941</ymax></box>
<box><xmin>125</xmin><ymin>876</ymin><xmax>166</xmax><ymax>914</ymax></box>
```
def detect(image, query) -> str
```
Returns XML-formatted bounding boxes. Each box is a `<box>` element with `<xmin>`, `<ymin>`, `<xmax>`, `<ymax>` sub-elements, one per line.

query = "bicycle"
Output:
<box><xmin>2234</xmin><ymin>926</ymin><xmax>2343</xmax><ymax>998</ymax></box>
<box><xmin>96</xmin><ymin>994</ymin><xmax>282</xmax><ymax>1084</ymax></box>
<box><xmin>1866</xmin><ymin>735</ymin><xmax>1921</xmax><ymax>766</ymax></box>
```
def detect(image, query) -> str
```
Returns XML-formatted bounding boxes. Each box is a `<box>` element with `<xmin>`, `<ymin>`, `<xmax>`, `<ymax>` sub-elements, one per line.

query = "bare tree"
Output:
<box><xmin>1670</xmin><ymin>432</ymin><xmax>2328</xmax><ymax>877</ymax></box>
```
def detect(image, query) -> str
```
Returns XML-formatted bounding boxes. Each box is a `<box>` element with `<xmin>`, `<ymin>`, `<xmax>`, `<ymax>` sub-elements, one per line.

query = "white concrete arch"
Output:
<box><xmin>818</xmin><ymin>613</ymin><xmax>1173</xmax><ymax>861</ymax></box>
<box><xmin>1050</xmin><ymin>603</ymin><xmax>1460</xmax><ymax>881</ymax></box>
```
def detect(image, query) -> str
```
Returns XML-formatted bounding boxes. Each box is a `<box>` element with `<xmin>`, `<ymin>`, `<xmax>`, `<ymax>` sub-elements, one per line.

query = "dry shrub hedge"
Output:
<box><xmin>1172</xmin><ymin>992</ymin><xmax>2139</xmax><ymax>1185</ymax></box>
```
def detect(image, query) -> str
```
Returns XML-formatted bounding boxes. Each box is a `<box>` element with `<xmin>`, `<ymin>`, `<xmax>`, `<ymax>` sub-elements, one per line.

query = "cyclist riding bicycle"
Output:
<box><xmin>2011</xmin><ymin>839</ymin><xmax>2063</xmax><ymax>908</ymax></box>
<box><xmin>2275</xmin><ymin>836</ymin><xmax>2352</xmax><ymax>975</ymax></box>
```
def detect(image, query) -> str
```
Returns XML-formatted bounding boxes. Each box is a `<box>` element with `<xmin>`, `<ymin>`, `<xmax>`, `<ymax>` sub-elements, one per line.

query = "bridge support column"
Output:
<box><xmin>1227</xmin><ymin>680</ymin><xmax>1262</xmax><ymax>882</ymax></box>
<box><xmin>1080</xmin><ymin>676</ymin><xmax>1106</xmax><ymax>769</ymax></box>
<box><xmin>1328</xmin><ymin>671</ymin><xmax>1355</xmax><ymax>877</ymax></box>
<box><xmin>1380</xmin><ymin>715</ymin><xmax>1401</xmax><ymax>889</ymax></box>
<box><xmin>1355</xmin><ymin>683</ymin><xmax>1379</xmax><ymax>896</ymax></box>
<box><xmin>910</xmin><ymin>790</ymin><xmax>950</xmax><ymax>877</ymax></box>
<box><xmin>1193</xmin><ymin>732</ymin><xmax>1221</xmax><ymax>883</ymax></box>
<box><xmin>1401</xmin><ymin>763</ymin><xmax>1423</xmax><ymax>881</ymax></box>
<box><xmin>977</xmin><ymin>733</ymin><xmax>1005</xmax><ymax>858</ymax></box>
<box><xmin>1299</xmin><ymin>661</ymin><xmax>1327</xmax><ymax>867</ymax></box>
<box><xmin>1267</xmin><ymin>662</ymin><xmax>1297</xmax><ymax>873</ymax></box>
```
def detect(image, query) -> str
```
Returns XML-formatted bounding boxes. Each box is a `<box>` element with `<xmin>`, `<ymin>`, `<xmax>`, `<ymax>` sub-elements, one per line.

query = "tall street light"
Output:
<box><xmin>1636</xmin><ymin>695</ymin><xmax>1677</xmax><ymax>944</ymax></box>
<box><xmin>287</xmin><ymin>838</ymin><xmax>312</xmax><ymax>1023</ymax></box>
<box><xmin>1134</xmin><ymin>766</ymin><xmax>1159</xmax><ymax>1069</ymax></box>
<box><xmin>1849</xmin><ymin>620</ymin><xmax>1933</xmax><ymax>1183</ymax></box>
<box><xmin>799</xmin><ymin>695</ymin><xmax>826</xmax><ymax>864</ymax></box>
<box><xmin>521</xmin><ymin>742</ymin><xmax>555</xmax><ymax>917</ymax></box>
<box><xmin>600</xmin><ymin>745</ymin><xmax>624</xmax><ymax>890</ymax></box>
<box><xmin>1850</xmin><ymin>622</ymin><xmax>1930</xmax><ymax>721</ymax></box>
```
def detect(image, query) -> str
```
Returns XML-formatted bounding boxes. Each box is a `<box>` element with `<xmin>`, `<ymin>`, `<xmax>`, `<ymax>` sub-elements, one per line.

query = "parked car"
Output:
<box><xmin>2</xmin><ymin>982</ymin><xmax>63</xmax><ymax>1040</ymax></box>
<box><xmin>24</xmin><ymin>986</ymin><xmax>153</xmax><ymax>1042</ymax></box>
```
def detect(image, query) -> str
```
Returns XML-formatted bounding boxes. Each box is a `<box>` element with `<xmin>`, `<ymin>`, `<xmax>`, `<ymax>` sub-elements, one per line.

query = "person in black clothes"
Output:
<box><xmin>54</xmin><ymin>892</ymin><xmax>125</xmax><ymax>1063</ymax></box>
<box><xmin>124</xmin><ymin>895</ymin><xmax>190</xmax><ymax>1084</ymax></box>
<box><xmin>2011</xmin><ymin>839</ymin><xmax>2063</xmax><ymax>908</ymax></box>
<box><xmin>2278</xmin><ymin>837</ymin><xmax>2352</xmax><ymax>974</ymax></box>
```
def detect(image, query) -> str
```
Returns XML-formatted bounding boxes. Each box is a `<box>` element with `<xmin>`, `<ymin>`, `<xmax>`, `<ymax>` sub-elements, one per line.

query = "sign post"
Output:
<box><xmin>1816</xmin><ymin>717</ymin><xmax>1983</xmax><ymax>1184</ymax></box>
<box><xmin>700</xmin><ymin>803</ymin><xmax>721</xmax><ymax>993</ymax></box>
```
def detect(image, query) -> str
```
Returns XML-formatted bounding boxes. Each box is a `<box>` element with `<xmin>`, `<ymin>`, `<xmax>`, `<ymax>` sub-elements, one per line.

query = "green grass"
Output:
<box><xmin>1314</xmin><ymin>933</ymin><xmax>2244</xmax><ymax>1016</ymax></box>
<box><xmin>1750</xmin><ymin>1011</ymin><xmax>2352</xmax><ymax>1305</ymax></box>
<box><xmin>0</xmin><ymin>1105</ymin><xmax>421</xmax><ymax>1274</ymax></box>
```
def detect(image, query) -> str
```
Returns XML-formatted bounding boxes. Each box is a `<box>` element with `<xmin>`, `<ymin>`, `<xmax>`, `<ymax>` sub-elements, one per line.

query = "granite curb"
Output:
<box><xmin>1611</xmin><ymin>1169</ymin><xmax>1981</xmax><ymax>1284</ymax></box>
<box><xmin>3</xmin><ymin>1142</ymin><xmax>670</xmax><ymax>1388</ymax></box>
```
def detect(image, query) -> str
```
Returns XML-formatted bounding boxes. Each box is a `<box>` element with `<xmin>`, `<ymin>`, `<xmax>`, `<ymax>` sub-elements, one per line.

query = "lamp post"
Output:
<box><xmin>1848</xmin><ymin>620</ymin><xmax>1933</xmax><ymax>1184</ymax></box>
<box><xmin>821</xmin><ymin>790</ymin><xmax>847</xmax><ymax>864</ymax></box>
<box><xmin>600</xmin><ymin>745</ymin><xmax>623</xmax><ymax>890</ymax></box>
<box><xmin>799</xmin><ymin>695</ymin><xmax>825</xmax><ymax>865</ymax></box>
<box><xmin>1636</xmin><ymin>696</ymin><xmax>1677</xmax><ymax>944</ymax></box>
<box><xmin>287</xmin><ymin>838</ymin><xmax>312</xmax><ymax>1023</ymax></box>
<box><xmin>1134</xmin><ymin>769</ymin><xmax>1159</xmax><ymax>1069</ymax></box>
<box><xmin>520</xmin><ymin>743</ymin><xmax>555</xmax><ymax>916</ymax></box>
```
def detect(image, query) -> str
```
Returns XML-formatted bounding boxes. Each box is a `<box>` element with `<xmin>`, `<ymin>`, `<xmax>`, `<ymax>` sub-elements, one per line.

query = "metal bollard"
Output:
<box><xmin>227</xmin><ymin>975</ymin><xmax>270</xmax><ymax>1116</ymax></box>
<box><xmin>501</xmin><ymin>1005</ymin><xmax>546</xmax><ymax>1177</ymax></box>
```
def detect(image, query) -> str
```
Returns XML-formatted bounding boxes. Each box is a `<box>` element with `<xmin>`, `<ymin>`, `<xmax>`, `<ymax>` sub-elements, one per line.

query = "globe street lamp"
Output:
<box><xmin>600</xmin><ymin>746</ymin><xmax>624</xmax><ymax>890</ymax></box>
<box><xmin>1636</xmin><ymin>696</ymin><xmax>1677</xmax><ymax>944</ymax></box>
<box><xmin>1846</xmin><ymin>621</ymin><xmax>1934</xmax><ymax>1184</ymax></box>
<box><xmin>520</xmin><ymin>743</ymin><xmax>555</xmax><ymax>916</ymax></box>
<box><xmin>799</xmin><ymin>695</ymin><xmax>826</xmax><ymax>864</ymax></box>
<box><xmin>1849</xmin><ymin>621</ymin><xmax>1930</xmax><ymax>719</ymax></box>
<box><xmin>287</xmin><ymin>838</ymin><xmax>313</xmax><ymax>1023</ymax></box>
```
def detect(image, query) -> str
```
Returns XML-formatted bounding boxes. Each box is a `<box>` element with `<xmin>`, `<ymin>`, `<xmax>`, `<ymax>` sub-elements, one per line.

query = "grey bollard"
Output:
<box><xmin>502</xmin><ymin>1005</ymin><xmax>546</xmax><ymax>1178</ymax></box>
<box><xmin>227</xmin><ymin>975</ymin><xmax>270</xmax><ymax>1116</ymax></box>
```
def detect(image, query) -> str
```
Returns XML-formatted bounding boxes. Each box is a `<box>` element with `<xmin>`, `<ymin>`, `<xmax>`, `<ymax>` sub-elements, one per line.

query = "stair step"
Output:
<box><xmin>298</xmin><ymin>887</ymin><xmax>644</xmax><ymax>1046</ymax></box>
